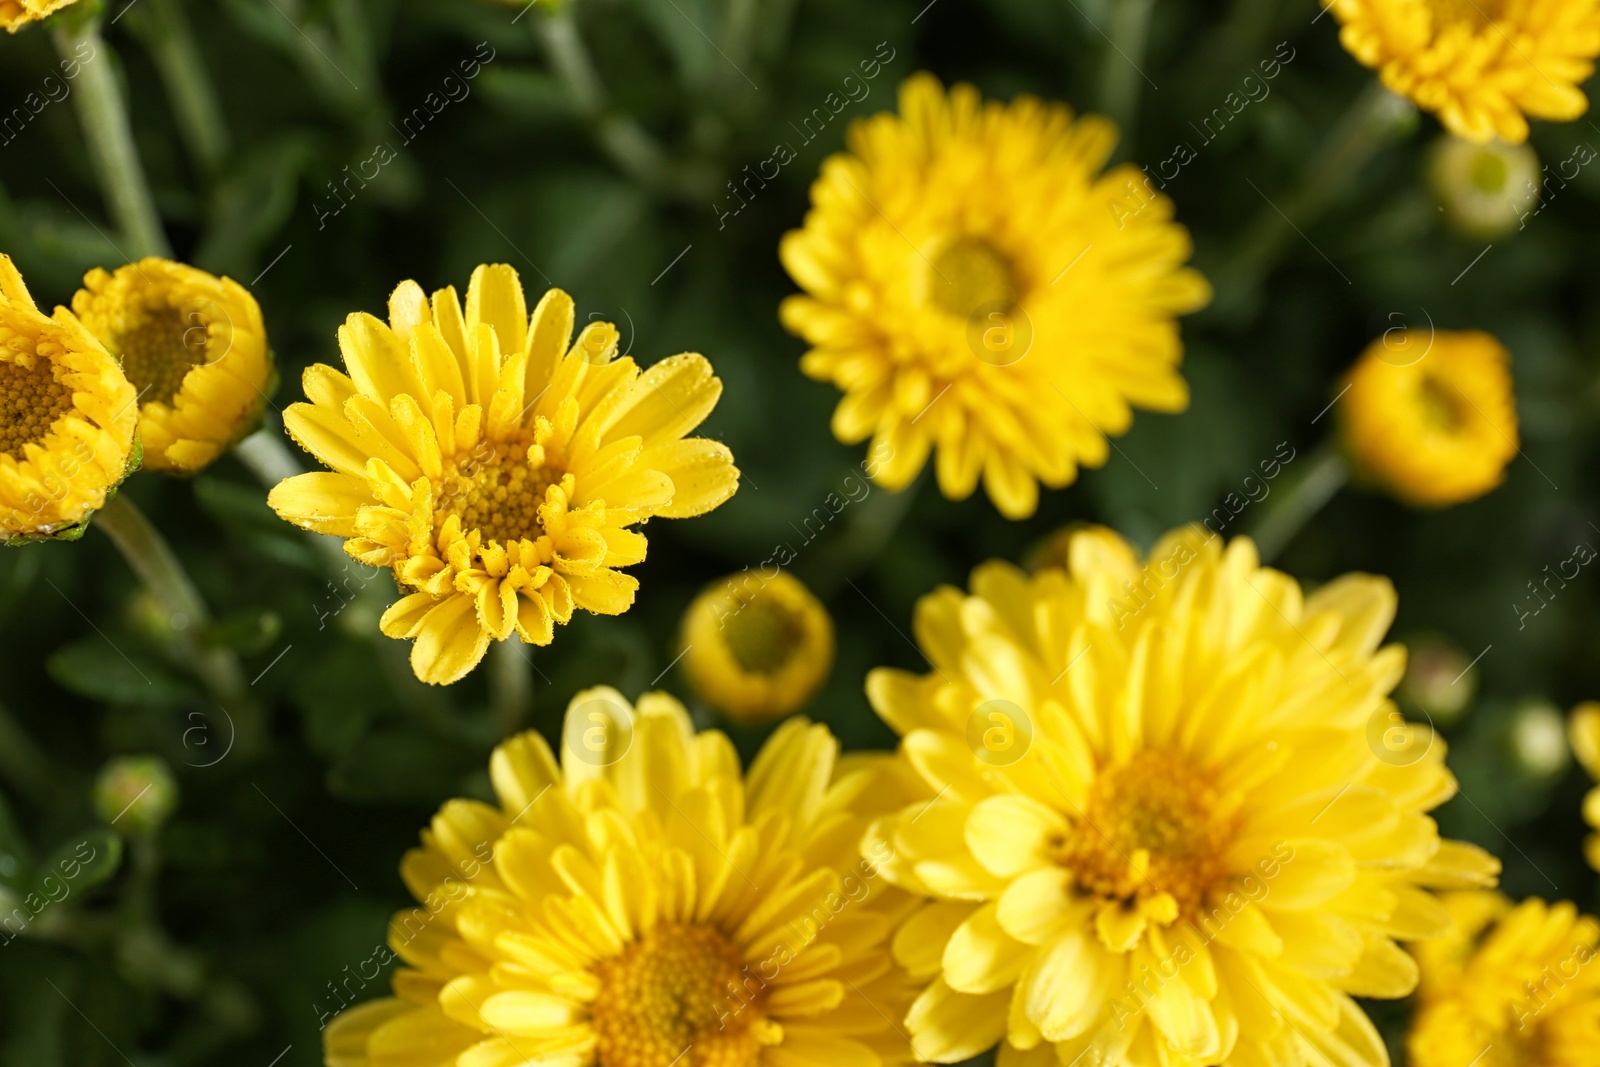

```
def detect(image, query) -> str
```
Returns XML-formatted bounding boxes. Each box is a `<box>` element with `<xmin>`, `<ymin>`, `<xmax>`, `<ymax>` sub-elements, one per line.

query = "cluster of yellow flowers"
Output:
<box><xmin>11</xmin><ymin>3</ymin><xmax>1600</xmax><ymax>1064</ymax></box>
<box><xmin>1</xmin><ymin>254</ymin><xmax>271</xmax><ymax>541</ymax></box>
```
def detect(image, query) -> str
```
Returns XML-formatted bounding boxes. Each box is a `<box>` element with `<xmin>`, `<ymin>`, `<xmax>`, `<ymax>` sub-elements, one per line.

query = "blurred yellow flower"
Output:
<box><xmin>0</xmin><ymin>0</ymin><xmax>76</xmax><ymax>32</ymax></box>
<box><xmin>323</xmin><ymin>687</ymin><xmax>918</xmax><ymax>1067</ymax></box>
<box><xmin>1428</xmin><ymin>136</ymin><xmax>1541</xmax><ymax>239</ymax></box>
<box><xmin>73</xmin><ymin>258</ymin><xmax>272</xmax><ymax>474</ymax></box>
<box><xmin>863</xmin><ymin>524</ymin><xmax>1498</xmax><ymax>1066</ymax></box>
<box><xmin>680</xmin><ymin>570</ymin><xmax>835</xmax><ymax>723</ymax></box>
<box><xmin>1409</xmin><ymin>892</ymin><xmax>1600</xmax><ymax>1067</ymax></box>
<box><xmin>1329</xmin><ymin>0</ymin><xmax>1600</xmax><ymax>143</ymax></box>
<box><xmin>1340</xmin><ymin>329</ymin><xmax>1519</xmax><ymax>507</ymax></box>
<box><xmin>1570</xmin><ymin>702</ymin><xmax>1600</xmax><ymax>871</ymax></box>
<box><xmin>0</xmin><ymin>254</ymin><xmax>138</xmax><ymax>542</ymax></box>
<box><xmin>779</xmin><ymin>73</ymin><xmax>1209</xmax><ymax>520</ymax></box>
<box><xmin>269</xmin><ymin>265</ymin><xmax>739</xmax><ymax>685</ymax></box>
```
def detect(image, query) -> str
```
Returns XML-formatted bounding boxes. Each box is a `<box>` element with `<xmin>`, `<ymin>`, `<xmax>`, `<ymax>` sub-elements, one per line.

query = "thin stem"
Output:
<box><xmin>490</xmin><ymin>639</ymin><xmax>534</xmax><ymax>739</ymax></box>
<box><xmin>535</xmin><ymin>9</ymin><xmax>670</xmax><ymax>191</ymax></box>
<box><xmin>1100</xmin><ymin>0</ymin><xmax>1156</xmax><ymax>138</ymax></box>
<box><xmin>52</xmin><ymin>17</ymin><xmax>171</xmax><ymax>259</ymax></box>
<box><xmin>1249</xmin><ymin>443</ymin><xmax>1348</xmax><ymax>564</ymax></box>
<box><xmin>126</xmin><ymin>0</ymin><xmax>231</xmax><ymax>176</ymax></box>
<box><xmin>235</xmin><ymin>427</ymin><xmax>351</xmax><ymax>576</ymax></box>
<box><xmin>1222</xmin><ymin>81</ymin><xmax>1413</xmax><ymax>293</ymax></box>
<box><xmin>94</xmin><ymin>494</ymin><xmax>250</xmax><ymax>709</ymax></box>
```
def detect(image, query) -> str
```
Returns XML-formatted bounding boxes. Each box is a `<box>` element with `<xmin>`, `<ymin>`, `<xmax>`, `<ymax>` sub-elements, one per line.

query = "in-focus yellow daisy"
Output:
<box><xmin>1329</xmin><ymin>0</ymin><xmax>1600</xmax><ymax>143</ymax></box>
<box><xmin>324</xmin><ymin>687</ymin><xmax>918</xmax><ymax>1067</ymax></box>
<box><xmin>863</xmin><ymin>525</ymin><xmax>1499</xmax><ymax>1067</ymax></box>
<box><xmin>1409</xmin><ymin>892</ymin><xmax>1600</xmax><ymax>1067</ymax></box>
<box><xmin>269</xmin><ymin>265</ymin><xmax>739</xmax><ymax>685</ymax></box>
<box><xmin>1340</xmin><ymin>329</ymin><xmax>1519</xmax><ymax>507</ymax></box>
<box><xmin>1569</xmin><ymin>702</ymin><xmax>1600</xmax><ymax>871</ymax></box>
<box><xmin>679</xmin><ymin>570</ymin><xmax>835</xmax><ymax>723</ymax></box>
<box><xmin>72</xmin><ymin>258</ymin><xmax>272</xmax><ymax>475</ymax></box>
<box><xmin>0</xmin><ymin>254</ymin><xmax>138</xmax><ymax>542</ymax></box>
<box><xmin>0</xmin><ymin>0</ymin><xmax>76</xmax><ymax>32</ymax></box>
<box><xmin>779</xmin><ymin>74</ymin><xmax>1209</xmax><ymax>520</ymax></box>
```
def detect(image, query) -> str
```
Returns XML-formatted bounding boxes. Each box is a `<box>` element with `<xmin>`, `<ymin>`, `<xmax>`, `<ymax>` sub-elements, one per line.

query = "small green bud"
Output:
<box><xmin>94</xmin><ymin>756</ymin><xmax>178</xmax><ymax>835</ymax></box>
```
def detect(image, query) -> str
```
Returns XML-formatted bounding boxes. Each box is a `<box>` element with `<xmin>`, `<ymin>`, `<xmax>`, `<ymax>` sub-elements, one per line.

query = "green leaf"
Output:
<box><xmin>205</xmin><ymin>610</ymin><xmax>283</xmax><ymax>656</ymax></box>
<box><xmin>0</xmin><ymin>790</ymin><xmax>34</xmax><ymax>891</ymax></box>
<box><xmin>46</xmin><ymin>640</ymin><xmax>199</xmax><ymax>706</ymax></box>
<box><xmin>31</xmin><ymin>830</ymin><xmax>122</xmax><ymax>899</ymax></box>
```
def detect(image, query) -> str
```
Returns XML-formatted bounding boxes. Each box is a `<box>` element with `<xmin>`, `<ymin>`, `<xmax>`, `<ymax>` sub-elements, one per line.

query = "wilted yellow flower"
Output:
<box><xmin>1571</xmin><ymin>702</ymin><xmax>1600</xmax><ymax>871</ymax></box>
<box><xmin>780</xmin><ymin>73</ymin><xmax>1209</xmax><ymax>520</ymax></box>
<box><xmin>72</xmin><ymin>258</ymin><xmax>272</xmax><ymax>475</ymax></box>
<box><xmin>680</xmin><ymin>570</ymin><xmax>835</xmax><ymax>723</ymax></box>
<box><xmin>0</xmin><ymin>0</ymin><xmax>76</xmax><ymax>32</ymax></box>
<box><xmin>0</xmin><ymin>254</ymin><xmax>138</xmax><ymax>542</ymax></box>
<box><xmin>1329</xmin><ymin>0</ymin><xmax>1600</xmax><ymax>143</ymax></box>
<box><xmin>269</xmin><ymin>265</ymin><xmax>739</xmax><ymax>685</ymax></box>
<box><xmin>324</xmin><ymin>688</ymin><xmax>918</xmax><ymax>1067</ymax></box>
<box><xmin>1428</xmin><ymin>136</ymin><xmax>1542</xmax><ymax>239</ymax></box>
<box><xmin>863</xmin><ymin>525</ymin><xmax>1498</xmax><ymax>1066</ymax></box>
<box><xmin>1409</xmin><ymin>892</ymin><xmax>1600</xmax><ymax>1067</ymax></box>
<box><xmin>1341</xmin><ymin>329</ymin><xmax>1519</xmax><ymax>507</ymax></box>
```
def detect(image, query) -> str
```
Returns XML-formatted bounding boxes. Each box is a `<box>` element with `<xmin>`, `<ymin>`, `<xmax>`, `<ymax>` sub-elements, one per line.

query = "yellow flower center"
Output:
<box><xmin>1427</xmin><ymin>0</ymin><xmax>1504</xmax><ymax>30</ymax></box>
<box><xmin>929</xmin><ymin>236</ymin><xmax>1018</xmax><ymax>318</ymax></box>
<box><xmin>1468</xmin><ymin>149</ymin><xmax>1509</xmax><ymax>194</ymax></box>
<box><xmin>1417</xmin><ymin>373</ymin><xmax>1469</xmax><ymax>434</ymax></box>
<box><xmin>590</xmin><ymin>923</ymin><xmax>776</xmax><ymax>1067</ymax></box>
<box><xmin>1063</xmin><ymin>751</ymin><xmax>1237</xmax><ymax>916</ymax></box>
<box><xmin>437</xmin><ymin>434</ymin><xmax>561</xmax><ymax>546</ymax></box>
<box><xmin>723</xmin><ymin>595</ymin><xmax>805</xmax><ymax>674</ymax></box>
<box><xmin>0</xmin><ymin>354</ymin><xmax>72</xmax><ymax>460</ymax></box>
<box><xmin>113</xmin><ymin>303</ymin><xmax>210</xmax><ymax>406</ymax></box>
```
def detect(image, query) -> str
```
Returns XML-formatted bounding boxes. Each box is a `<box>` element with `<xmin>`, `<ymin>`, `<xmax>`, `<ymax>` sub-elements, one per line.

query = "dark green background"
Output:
<box><xmin>3</xmin><ymin>0</ymin><xmax>1599</xmax><ymax>1061</ymax></box>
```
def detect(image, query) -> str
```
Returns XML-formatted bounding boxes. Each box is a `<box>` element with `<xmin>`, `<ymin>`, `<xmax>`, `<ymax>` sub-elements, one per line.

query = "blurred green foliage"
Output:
<box><xmin>4</xmin><ymin>0</ymin><xmax>1600</xmax><ymax>1063</ymax></box>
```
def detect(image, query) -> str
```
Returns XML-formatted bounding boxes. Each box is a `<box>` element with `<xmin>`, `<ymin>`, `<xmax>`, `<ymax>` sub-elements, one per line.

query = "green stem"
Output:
<box><xmin>535</xmin><ymin>9</ymin><xmax>670</xmax><ymax>190</ymax></box>
<box><xmin>1248</xmin><ymin>443</ymin><xmax>1348</xmax><ymax>564</ymax></box>
<box><xmin>490</xmin><ymin>639</ymin><xmax>534</xmax><ymax>739</ymax></box>
<box><xmin>52</xmin><ymin>17</ymin><xmax>171</xmax><ymax>259</ymax></box>
<box><xmin>234</xmin><ymin>426</ymin><xmax>352</xmax><ymax>576</ymax></box>
<box><xmin>1222</xmin><ymin>81</ymin><xmax>1413</xmax><ymax>292</ymax></box>
<box><xmin>126</xmin><ymin>0</ymin><xmax>231</xmax><ymax>176</ymax></box>
<box><xmin>1100</xmin><ymin>0</ymin><xmax>1156</xmax><ymax>137</ymax></box>
<box><xmin>94</xmin><ymin>494</ymin><xmax>251</xmax><ymax>711</ymax></box>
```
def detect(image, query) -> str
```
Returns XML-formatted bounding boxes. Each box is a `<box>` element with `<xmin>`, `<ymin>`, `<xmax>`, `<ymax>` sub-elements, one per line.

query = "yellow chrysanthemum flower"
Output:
<box><xmin>1329</xmin><ymin>0</ymin><xmax>1600</xmax><ymax>143</ymax></box>
<box><xmin>1340</xmin><ymin>329</ymin><xmax>1519</xmax><ymax>507</ymax></box>
<box><xmin>862</xmin><ymin>525</ymin><xmax>1500</xmax><ymax>1067</ymax></box>
<box><xmin>72</xmin><ymin>258</ymin><xmax>272</xmax><ymax>475</ymax></box>
<box><xmin>1570</xmin><ymin>702</ymin><xmax>1600</xmax><ymax>871</ymax></box>
<box><xmin>0</xmin><ymin>254</ymin><xmax>138</xmax><ymax>542</ymax></box>
<box><xmin>1409</xmin><ymin>892</ymin><xmax>1600</xmax><ymax>1067</ymax></box>
<box><xmin>268</xmin><ymin>265</ymin><xmax>739</xmax><ymax>685</ymax></box>
<box><xmin>1428</xmin><ymin>136</ymin><xmax>1541</xmax><ymax>239</ymax></box>
<box><xmin>779</xmin><ymin>73</ymin><xmax>1210</xmax><ymax>520</ymax></box>
<box><xmin>679</xmin><ymin>571</ymin><xmax>836</xmax><ymax>723</ymax></box>
<box><xmin>324</xmin><ymin>687</ymin><xmax>918</xmax><ymax>1067</ymax></box>
<box><xmin>0</xmin><ymin>0</ymin><xmax>75</xmax><ymax>32</ymax></box>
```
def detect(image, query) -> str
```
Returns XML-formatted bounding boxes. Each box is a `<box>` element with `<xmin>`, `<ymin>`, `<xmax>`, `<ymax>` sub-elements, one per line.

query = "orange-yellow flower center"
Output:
<box><xmin>723</xmin><ymin>595</ymin><xmax>805</xmax><ymax>674</ymax></box>
<box><xmin>1417</xmin><ymin>372</ymin><xmax>1469</xmax><ymax>434</ymax></box>
<box><xmin>437</xmin><ymin>433</ymin><xmax>561</xmax><ymax>546</ymax></box>
<box><xmin>1062</xmin><ymin>751</ymin><xmax>1237</xmax><ymax>916</ymax></box>
<box><xmin>929</xmin><ymin>236</ymin><xmax>1018</xmax><ymax>318</ymax></box>
<box><xmin>110</xmin><ymin>303</ymin><xmax>210</xmax><ymax>406</ymax></box>
<box><xmin>1427</xmin><ymin>0</ymin><xmax>1504</xmax><ymax>30</ymax></box>
<box><xmin>590</xmin><ymin>923</ymin><xmax>774</xmax><ymax>1067</ymax></box>
<box><xmin>0</xmin><ymin>353</ymin><xmax>72</xmax><ymax>460</ymax></box>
